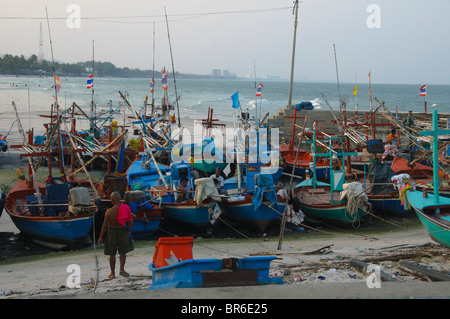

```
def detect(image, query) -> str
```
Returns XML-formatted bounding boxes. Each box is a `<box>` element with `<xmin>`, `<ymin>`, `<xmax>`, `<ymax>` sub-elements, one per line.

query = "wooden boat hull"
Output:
<box><xmin>368</xmin><ymin>195</ymin><xmax>411</xmax><ymax>217</ymax></box>
<box><xmin>8</xmin><ymin>213</ymin><xmax>94</xmax><ymax>245</ymax></box>
<box><xmin>130</xmin><ymin>206</ymin><xmax>164</xmax><ymax>238</ymax></box>
<box><xmin>299</xmin><ymin>201</ymin><xmax>365</xmax><ymax>225</ymax></box>
<box><xmin>152</xmin><ymin>201</ymin><xmax>212</xmax><ymax>229</ymax></box>
<box><xmin>5</xmin><ymin>179</ymin><xmax>96</xmax><ymax>246</ymax></box>
<box><xmin>219</xmin><ymin>198</ymin><xmax>286</xmax><ymax>233</ymax></box>
<box><xmin>406</xmin><ymin>190</ymin><xmax>450</xmax><ymax>248</ymax></box>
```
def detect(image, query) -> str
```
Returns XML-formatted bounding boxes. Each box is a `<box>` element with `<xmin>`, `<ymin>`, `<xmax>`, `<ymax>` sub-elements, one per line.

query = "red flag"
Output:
<box><xmin>54</xmin><ymin>74</ymin><xmax>61</xmax><ymax>93</ymax></box>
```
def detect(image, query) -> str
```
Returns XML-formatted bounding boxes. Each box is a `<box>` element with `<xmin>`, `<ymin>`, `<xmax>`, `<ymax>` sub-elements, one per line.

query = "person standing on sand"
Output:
<box><xmin>98</xmin><ymin>192</ymin><xmax>134</xmax><ymax>279</ymax></box>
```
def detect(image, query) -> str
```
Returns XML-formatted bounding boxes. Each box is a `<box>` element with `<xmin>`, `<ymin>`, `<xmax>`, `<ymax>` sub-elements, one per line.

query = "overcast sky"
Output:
<box><xmin>1</xmin><ymin>0</ymin><xmax>450</xmax><ymax>84</ymax></box>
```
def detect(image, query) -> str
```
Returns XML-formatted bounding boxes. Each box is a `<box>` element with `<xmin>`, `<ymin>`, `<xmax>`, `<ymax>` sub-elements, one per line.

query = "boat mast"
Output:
<box><xmin>287</xmin><ymin>0</ymin><xmax>299</xmax><ymax>107</ymax></box>
<box><xmin>151</xmin><ymin>22</ymin><xmax>156</xmax><ymax>117</ymax></box>
<box><xmin>164</xmin><ymin>7</ymin><xmax>181</xmax><ymax>128</ymax></box>
<box><xmin>45</xmin><ymin>7</ymin><xmax>66</xmax><ymax>178</ymax></box>
<box><xmin>90</xmin><ymin>40</ymin><xmax>95</xmax><ymax>131</ymax></box>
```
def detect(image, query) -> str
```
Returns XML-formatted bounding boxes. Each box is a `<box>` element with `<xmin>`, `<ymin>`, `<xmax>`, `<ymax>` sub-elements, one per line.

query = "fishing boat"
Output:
<box><xmin>150</xmin><ymin>162</ymin><xmax>221</xmax><ymax>230</ymax></box>
<box><xmin>127</xmin><ymin>201</ymin><xmax>163</xmax><ymax>239</ymax></box>
<box><xmin>190</xmin><ymin>108</ymin><xmax>229</xmax><ymax>176</ymax></box>
<box><xmin>406</xmin><ymin>110</ymin><xmax>450</xmax><ymax>248</ymax></box>
<box><xmin>219</xmin><ymin>174</ymin><xmax>286</xmax><ymax>233</ymax></box>
<box><xmin>280</xmin><ymin>103</ymin><xmax>331</xmax><ymax>181</ymax></box>
<box><xmin>365</xmin><ymin>158</ymin><xmax>411</xmax><ymax>217</ymax></box>
<box><xmin>390</xmin><ymin>157</ymin><xmax>436</xmax><ymax>179</ymax></box>
<box><xmin>295</xmin><ymin>130</ymin><xmax>369</xmax><ymax>226</ymax></box>
<box><xmin>5</xmin><ymin>178</ymin><xmax>98</xmax><ymax>247</ymax></box>
<box><xmin>283</xmin><ymin>148</ymin><xmax>331</xmax><ymax>181</ymax></box>
<box><xmin>96</xmin><ymin>168</ymin><xmax>164</xmax><ymax>239</ymax></box>
<box><xmin>5</xmin><ymin>99</ymin><xmax>104</xmax><ymax>248</ymax></box>
<box><xmin>126</xmin><ymin>157</ymin><xmax>171</xmax><ymax>191</ymax></box>
<box><xmin>294</xmin><ymin>178</ymin><xmax>368</xmax><ymax>225</ymax></box>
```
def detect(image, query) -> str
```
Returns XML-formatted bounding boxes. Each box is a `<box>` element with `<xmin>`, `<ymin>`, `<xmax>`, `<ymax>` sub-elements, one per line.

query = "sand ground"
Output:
<box><xmin>0</xmin><ymin>206</ymin><xmax>449</xmax><ymax>299</ymax></box>
<box><xmin>0</xmin><ymin>140</ymin><xmax>449</xmax><ymax>301</ymax></box>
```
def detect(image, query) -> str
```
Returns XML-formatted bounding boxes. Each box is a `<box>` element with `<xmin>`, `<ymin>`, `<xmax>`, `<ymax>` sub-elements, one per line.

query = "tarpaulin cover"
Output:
<box><xmin>368</xmin><ymin>158</ymin><xmax>395</xmax><ymax>195</ymax></box>
<box><xmin>68</xmin><ymin>187</ymin><xmax>90</xmax><ymax>206</ymax></box>
<box><xmin>295</xmin><ymin>101</ymin><xmax>314</xmax><ymax>110</ymax></box>
<box><xmin>252</xmin><ymin>174</ymin><xmax>278</xmax><ymax>211</ymax></box>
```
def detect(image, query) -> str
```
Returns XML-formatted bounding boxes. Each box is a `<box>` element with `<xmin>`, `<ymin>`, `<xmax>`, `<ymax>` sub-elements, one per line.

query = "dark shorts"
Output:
<box><xmin>104</xmin><ymin>226</ymin><xmax>134</xmax><ymax>255</ymax></box>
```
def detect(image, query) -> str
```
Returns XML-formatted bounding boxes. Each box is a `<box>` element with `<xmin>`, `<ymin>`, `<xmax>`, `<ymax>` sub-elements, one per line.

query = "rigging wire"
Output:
<box><xmin>0</xmin><ymin>7</ymin><xmax>291</xmax><ymax>24</ymax></box>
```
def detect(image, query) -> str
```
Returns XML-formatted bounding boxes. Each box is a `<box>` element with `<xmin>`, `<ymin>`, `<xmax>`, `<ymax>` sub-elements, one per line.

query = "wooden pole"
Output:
<box><xmin>278</xmin><ymin>115</ymin><xmax>308</xmax><ymax>250</ymax></box>
<box><xmin>287</xmin><ymin>0</ymin><xmax>299</xmax><ymax>107</ymax></box>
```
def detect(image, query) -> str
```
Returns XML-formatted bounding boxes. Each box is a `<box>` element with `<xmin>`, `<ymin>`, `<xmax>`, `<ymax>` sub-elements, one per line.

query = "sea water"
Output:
<box><xmin>1</xmin><ymin>75</ymin><xmax>449</xmax><ymax>143</ymax></box>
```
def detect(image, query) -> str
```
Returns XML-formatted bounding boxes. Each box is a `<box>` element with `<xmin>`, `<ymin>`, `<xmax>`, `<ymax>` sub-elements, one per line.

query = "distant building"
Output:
<box><xmin>210</xmin><ymin>69</ymin><xmax>221</xmax><ymax>77</ymax></box>
<box><xmin>210</xmin><ymin>69</ymin><xmax>237</xmax><ymax>78</ymax></box>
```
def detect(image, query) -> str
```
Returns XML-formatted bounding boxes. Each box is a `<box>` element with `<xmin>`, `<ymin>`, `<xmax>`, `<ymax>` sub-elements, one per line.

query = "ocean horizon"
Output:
<box><xmin>1</xmin><ymin>75</ymin><xmax>448</xmax><ymax>144</ymax></box>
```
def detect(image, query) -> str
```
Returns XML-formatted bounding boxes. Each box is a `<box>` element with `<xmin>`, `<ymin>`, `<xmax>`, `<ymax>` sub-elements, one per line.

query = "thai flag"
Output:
<box><xmin>256</xmin><ymin>83</ymin><xmax>263</xmax><ymax>97</ymax></box>
<box><xmin>54</xmin><ymin>74</ymin><xmax>61</xmax><ymax>93</ymax></box>
<box><xmin>420</xmin><ymin>85</ymin><xmax>427</xmax><ymax>97</ymax></box>
<box><xmin>150</xmin><ymin>78</ymin><xmax>155</xmax><ymax>93</ymax></box>
<box><xmin>161</xmin><ymin>68</ymin><xmax>168</xmax><ymax>91</ymax></box>
<box><xmin>87</xmin><ymin>74</ymin><xmax>93</xmax><ymax>89</ymax></box>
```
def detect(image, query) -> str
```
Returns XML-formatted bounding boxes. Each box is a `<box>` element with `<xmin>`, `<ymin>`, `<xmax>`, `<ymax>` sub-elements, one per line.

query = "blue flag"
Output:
<box><xmin>231</xmin><ymin>91</ymin><xmax>240</xmax><ymax>109</ymax></box>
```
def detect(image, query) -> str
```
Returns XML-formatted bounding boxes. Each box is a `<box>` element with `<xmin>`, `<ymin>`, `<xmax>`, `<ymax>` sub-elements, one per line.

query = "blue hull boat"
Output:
<box><xmin>149</xmin><ymin>163</ymin><xmax>220</xmax><ymax>230</ymax></box>
<box><xmin>220</xmin><ymin>174</ymin><xmax>285</xmax><ymax>233</ymax></box>
<box><xmin>219</xmin><ymin>197</ymin><xmax>285</xmax><ymax>233</ymax></box>
<box><xmin>5</xmin><ymin>179</ymin><xmax>97</xmax><ymax>246</ymax></box>
<box><xmin>128</xmin><ymin>204</ymin><xmax>163</xmax><ymax>238</ymax></box>
<box><xmin>368</xmin><ymin>195</ymin><xmax>411</xmax><ymax>217</ymax></box>
<box><xmin>152</xmin><ymin>201</ymin><xmax>212</xmax><ymax>229</ymax></box>
<box><xmin>9</xmin><ymin>213</ymin><xmax>94</xmax><ymax>244</ymax></box>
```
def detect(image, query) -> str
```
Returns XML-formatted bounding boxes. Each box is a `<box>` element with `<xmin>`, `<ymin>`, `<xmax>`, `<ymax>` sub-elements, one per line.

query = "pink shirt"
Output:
<box><xmin>117</xmin><ymin>204</ymin><xmax>133</xmax><ymax>226</ymax></box>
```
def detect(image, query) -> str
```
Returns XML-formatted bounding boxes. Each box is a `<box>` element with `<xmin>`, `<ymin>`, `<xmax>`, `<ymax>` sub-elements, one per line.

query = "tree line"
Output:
<box><xmin>0</xmin><ymin>53</ymin><xmax>159</xmax><ymax>77</ymax></box>
<box><xmin>0</xmin><ymin>53</ymin><xmax>235</xmax><ymax>79</ymax></box>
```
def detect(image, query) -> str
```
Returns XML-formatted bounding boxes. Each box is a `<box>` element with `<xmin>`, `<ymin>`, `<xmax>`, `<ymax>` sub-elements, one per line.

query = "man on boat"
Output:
<box><xmin>387</xmin><ymin>128</ymin><xmax>397</xmax><ymax>145</ymax></box>
<box><xmin>210</xmin><ymin>167</ymin><xmax>224</xmax><ymax>193</ymax></box>
<box><xmin>276</xmin><ymin>182</ymin><xmax>288</xmax><ymax>200</ymax></box>
<box><xmin>175</xmin><ymin>177</ymin><xmax>192</xmax><ymax>202</ymax></box>
<box><xmin>98</xmin><ymin>192</ymin><xmax>134</xmax><ymax>279</ymax></box>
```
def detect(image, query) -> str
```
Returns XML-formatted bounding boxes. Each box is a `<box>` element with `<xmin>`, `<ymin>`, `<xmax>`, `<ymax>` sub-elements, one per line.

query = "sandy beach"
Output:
<box><xmin>0</xmin><ymin>122</ymin><xmax>449</xmax><ymax>301</ymax></box>
<box><xmin>1</xmin><ymin>196</ymin><xmax>449</xmax><ymax>300</ymax></box>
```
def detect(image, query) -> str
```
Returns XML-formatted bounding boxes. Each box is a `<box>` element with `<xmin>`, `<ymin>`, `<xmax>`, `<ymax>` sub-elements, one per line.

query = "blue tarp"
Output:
<box><xmin>252</xmin><ymin>174</ymin><xmax>278</xmax><ymax>212</ymax></box>
<box><xmin>129</xmin><ymin>200</ymin><xmax>154</xmax><ymax>214</ymax></box>
<box><xmin>295</xmin><ymin>101</ymin><xmax>313</xmax><ymax>110</ymax></box>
